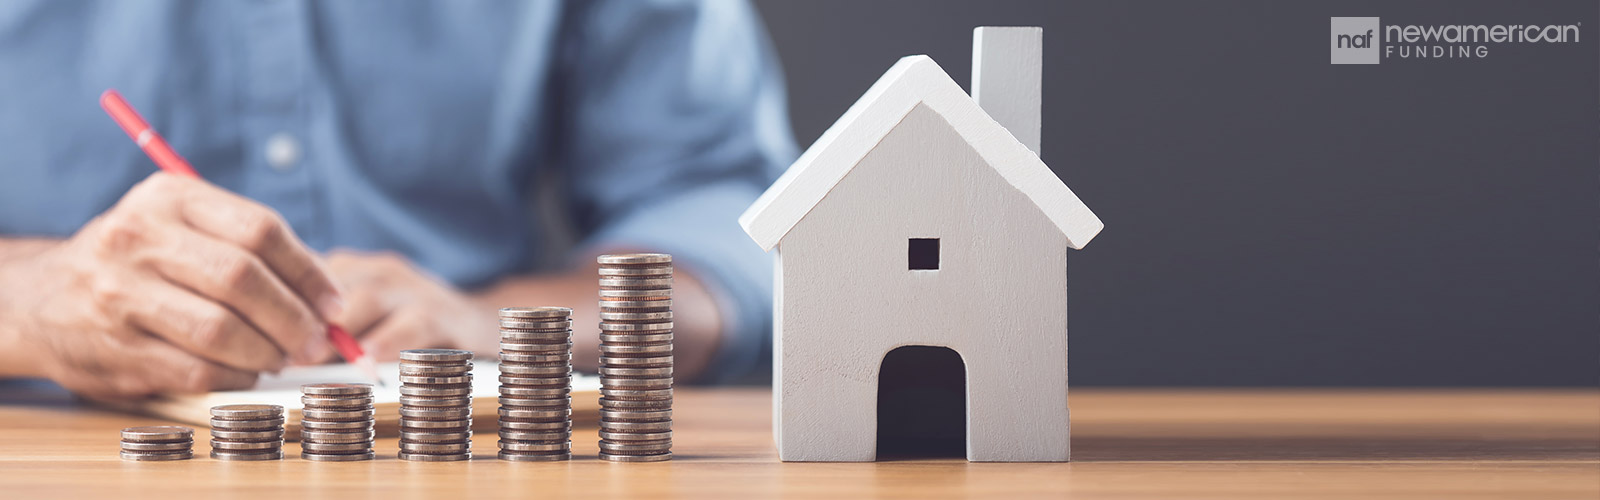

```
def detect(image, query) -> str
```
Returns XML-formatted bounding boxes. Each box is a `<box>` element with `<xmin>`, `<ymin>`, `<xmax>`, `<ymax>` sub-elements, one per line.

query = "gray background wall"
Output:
<box><xmin>752</xmin><ymin>0</ymin><xmax>1599</xmax><ymax>386</ymax></box>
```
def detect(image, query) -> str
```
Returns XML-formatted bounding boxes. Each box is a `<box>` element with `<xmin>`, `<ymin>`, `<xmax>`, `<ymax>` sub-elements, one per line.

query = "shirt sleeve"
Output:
<box><xmin>554</xmin><ymin>0</ymin><xmax>796</xmax><ymax>384</ymax></box>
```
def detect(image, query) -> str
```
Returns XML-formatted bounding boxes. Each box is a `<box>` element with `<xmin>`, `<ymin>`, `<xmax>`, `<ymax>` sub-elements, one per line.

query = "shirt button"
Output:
<box><xmin>265</xmin><ymin>133</ymin><xmax>301</xmax><ymax>171</ymax></box>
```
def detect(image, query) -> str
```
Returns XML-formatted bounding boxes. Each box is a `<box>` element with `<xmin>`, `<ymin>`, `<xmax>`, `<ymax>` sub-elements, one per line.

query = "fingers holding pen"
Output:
<box><xmin>175</xmin><ymin>180</ymin><xmax>345</xmax><ymax>321</ymax></box>
<box><xmin>141</xmin><ymin>224</ymin><xmax>332</xmax><ymax>365</ymax></box>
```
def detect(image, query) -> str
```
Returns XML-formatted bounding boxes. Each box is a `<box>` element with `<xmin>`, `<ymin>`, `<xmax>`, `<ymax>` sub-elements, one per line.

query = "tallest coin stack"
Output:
<box><xmin>595</xmin><ymin>253</ymin><xmax>675</xmax><ymax>462</ymax></box>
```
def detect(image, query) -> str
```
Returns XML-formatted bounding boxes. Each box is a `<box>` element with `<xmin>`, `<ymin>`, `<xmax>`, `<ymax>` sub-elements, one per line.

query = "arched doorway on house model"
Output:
<box><xmin>876</xmin><ymin>345</ymin><xmax>967</xmax><ymax>460</ymax></box>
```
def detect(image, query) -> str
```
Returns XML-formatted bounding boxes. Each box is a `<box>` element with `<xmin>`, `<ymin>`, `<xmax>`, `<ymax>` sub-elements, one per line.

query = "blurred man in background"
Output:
<box><xmin>0</xmin><ymin>0</ymin><xmax>794</xmax><ymax>398</ymax></box>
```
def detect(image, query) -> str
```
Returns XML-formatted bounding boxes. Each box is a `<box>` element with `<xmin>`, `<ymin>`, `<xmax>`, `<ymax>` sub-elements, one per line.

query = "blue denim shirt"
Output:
<box><xmin>0</xmin><ymin>0</ymin><xmax>795</xmax><ymax>383</ymax></box>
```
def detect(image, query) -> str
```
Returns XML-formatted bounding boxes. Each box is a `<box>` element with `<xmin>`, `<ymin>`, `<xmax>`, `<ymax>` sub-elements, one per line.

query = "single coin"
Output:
<box><xmin>498</xmin><ymin>440</ymin><xmax>570</xmax><ymax>452</ymax></box>
<box><xmin>600</xmin><ymin>344</ymin><xmax>675</xmax><ymax>356</ymax></box>
<box><xmin>596</xmin><ymin>267</ymin><xmax>672</xmax><ymax>276</ymax></box>
<box><xmin>398</xmin><ymin>395</ymin><xmax>473</xmax><ymax>408</ymax></box>
<box><xmin>597</xmin><ymin>310</ymin><xmax>674</xmax><ymax>322</ymax></box>
<box><xmin>599</xmin><ymin>430</ymin><xmax>673</xmax><ymax>441</ymax></box>
<box><xmin>598</xmin><ymin>321</ymin><xmax>674</xmax><ymax>332</ymax></box>
<box><xmin>400</xmin><ymin>407</ymin><xmax>472</xmax><ymax>420</ymax></box>
<box><xmin>596</xmin><ymin>299</ymin><xmax>673</xmax><ymax>310</ymax></box>
<box><xmin>498</xmin><ymin>396</ymin><xmax>570</xmax><ymax>408</ymax></box>
<box><xmin>210</xmin><ymin>404</ymin><xmax>283</xmax><ymax>420</ymax></box>
<box><xmin>302</xmin><ymin>451</ymin><xmax>376</xmax><ymax>461</ymax></box>
<box><xmin>498</xmin><ymin>429</ymin><xmax>569</xmax><ymax>441</ymax></box>
<box><xmin>120</xmin><ymin>440</ymin><xmax>194</xmax><ymax>451</ymax></box>
<box><xmin>600</xmin><ymin>378</ymin><xmax>673</xmax><ymax>389</ymax></box>
<box><xmin>599</xmin><ymin>398</ymin><xmax>672</xmax><ymax>410</ymax></box>
<box><xmin>301</xmin><ymin>408</ymin><xmax>376</xmax><ymax>421</ymax></box>
<box><xmin>400</xmin><ymin>425</ymin><xmax>470</xmax><ymax>435</ymax></box>
<box><xmin>211</xmin><ymin>448</ymin><xmax>284</xmax><ymax>460</ymax></box>
<box><xmin>600</xmin><ymin>355</ymin><xmax>674</xmax><ymax>367</ymax></box>
<box><xmin>399</xmin><ymin>384</ymin><xmax>473</xmax><ymax>397</ymax></box>
<box><xmin>499</xmin><ymin>374</ymin><xmax>571</xmax><ymax>386</ymax></box>
<box><xmin>302</xmin><ymin>441</ymin><xmax>373</xmax><ymax>453</ymax></box>
<box><xmin>598</xmin><ymin>420</ymin><xmax>673</xmax><ymax>432</ymax></box>
<box><xmin>300</xmin><ymin>395</ymin><xmax>375</xmax><ymax>408</ymax></box>
<box><xmin>598</xmin><ymin>392</ymin><xmax>672</xmax><ymax>403</ymax></box>
<box><xmin>300</xmin><ymin>383</ymin><xmax>373</xmax><ymax>397</ymax></box>
<box><xmin>498</xmin><ymin>330</ymin><xmax>572</xmax><ymax>342</ymax></box>
<box><xmin>499</xmin><ymin>318</ymin><xmax>571</xmax><ymax>330</ymax></box>
<box><xmin>301</xmin><ymin>429</ymin><xmax>375</xmax><ymax>444</ymax></box>
<box><xmin>496</xmin><ymin>419</ymin><xmax>571</xmax><ymax>431</ymax></box>
<box><xmin>597</xmin><ymin>277</ymin><xmax>674</xmax><ymax>290</ymax></box>
<box><xmin>398</xmin><ymin>451</ymin><xmax>471</xmax><ymax>462</ymax></box>
<box><xmin>497</xmin><ymin>352</ymin><xmax>571</xmax><ymax>364</ymax></box>
<box><xmin>599</xmin><ymin>333</ymin><xmax>674</xmax><ymax>344</ymax></box>
<box><xmin>599</xmin><ymin>358</ymin><xmax>672</xmax><ymax>369</ymax></box>
<box><xmin>498</xmin><ymin>451</ymin><xmax>570</xmax><ymax>462</ymax></box>
<box><xmin>210</xmin><ymin>439</ymin><xmax>280</xmax><ymax>451</ymax></box>
<box><xmin>399</xmin><ymin>360</ymin><xmax>474</xmax><ymax>372</ymax></box>
<box><xmin>596</xmin><ymin>267</ymin><xmax>672</xmax><ymax>278</ymax></box>
<box><xmin>399</xmin><ymin>418</ymin><xmax>473</xmax><ymax>429</ymax></box>
<box><xmin>398</xmin><ymin>374</ymin><xmax>472</xmax><ymax>385</ymax></box>
<box><xmin>597</xmin><ymin>253</ymin><xmax>671</xmax><ymax>265</ymax></box>
<box><xmin>301</xmin><ymin>420</ymin><xmax>373</xmax><ymax>431</ymax></box>
<box><xmin>399</xmin><ymin>349</ymin><xmax>474</xmax><ymax>362</ymax></box>
<box><xmin>599</xmin><ymin>440</ymin><xmax>672</xmax><ymax>453</ymax></box>
<box><xmin>499</xmin><ymin>385</ymin><xmax>570</xmax><ymax>398</ymax></box>
<box><xmin>497</xmin><ymin>327</ymin><xmax>570</xmax><ymax>337</ymax></box>
<box><xmin>400</xmin><ymin>356</ymin><xmax>473</xmax><ymax>366</ymax></box>
<box><xmin>121</xmin><ymin>426</ymin><xmax>194</xmax><ymax>442</ymax></box>
<box><xmin>499</xmin><ymin>407</ymin><xmax>570</xmax><ymax>419</ymax></box>
<box><xmin>499</xmin><ymin>364</ymin><xmax>571</xmax><ymax>376</ymax></box>
<box><xmin>600</xmin><ymin>388</ymin><xmax>674</xmax><ymax>399</ymax></box>
<box><xmin>498</xmin><ymin>329</ymin><xmax>571</xmax><ymax>339</ymax></box>
<box><xmin>208</xmin><ymin>417</ymin><xmax>285</xmax><ymax>430</ymax></box>
<box><xmin>400</xmin><ymin>440</ymin><xmax>471</xmax><ymax>453</ymax></box>
<box><xmin>600</xmin><ymin>409</ymin><xmax>671</xmax><ymax>421</ymax></box>
<box><xmin>209</xmin><ymin>429</ymin><xmax>284</xmax><ymax>440</ymax></box>
<box><xmin>498</xmin><ymin>377</ymin><xmax>570</xmax><ymax>388</ymax></box>
<box><xmin>598</xmin><ymin>289</ymin><xmax>672</xmax><ymax>300</ymax></box>
<box><xmin>499</xmin><ymin>341</ymin><xmax>573</xmax><ymax>353</ymax></box>
<box><xmin>120</xmin><ymin>450</ymin><xmax>193</xmax><ymax>461</ymax></box>
<box><xmin>499</xmin><ymin>306</ymin><xmax>572</xmax><ymax>319</ymax></box>
<box><xmin>401</xmin><ymin>430</ymin><xmax>473</xmax><ymax>443</ymax></box>
<box><xmin>399</xmin><ymin>357</ymin><xmax>471</xmax><ymax>367</ymax></box>
<box><xmin>599</xmin><ymin>452</ymin><xmax>671</xmax><ymax>462</ymax></box>
<box><xmin>400</xmin><ymin>363</ymin><xmax>473</xmax><ymax>376</ymax></box>
<box><xmin>599</xmin><ymin>366</ymin><xmax>673</xmax><ymax>378</ymax></box>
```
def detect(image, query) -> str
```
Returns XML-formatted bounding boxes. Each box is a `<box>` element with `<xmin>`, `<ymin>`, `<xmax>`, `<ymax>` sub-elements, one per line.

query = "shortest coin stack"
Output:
<box><xmin>120</xmin><ymin>426</ymin><xmax>194</xmax><ymax>461</ymax></box>
<box><xmin>399</xmin><ymin>349</ymin><xmax>475</xmax><ymax>461</ymax></box>
<box><xmin>209</xmin><ymin>404</ymin><xmax>285</xmax><ymax>461</ymax></box>
<box><xmin>300</xmin><ymin>383</ymin><xmax>376</xmax><ymax>461</ymax></box>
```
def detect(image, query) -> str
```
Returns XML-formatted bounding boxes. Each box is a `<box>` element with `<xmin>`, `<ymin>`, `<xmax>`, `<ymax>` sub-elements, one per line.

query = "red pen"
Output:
<box><xmin>99</xmin><ymin>89</ymin><xmax>383</xmax><ymax>386</ymax></box>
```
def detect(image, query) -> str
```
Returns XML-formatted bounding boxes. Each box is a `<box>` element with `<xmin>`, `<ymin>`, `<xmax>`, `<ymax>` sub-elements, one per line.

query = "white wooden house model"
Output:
<box><xmin>739</xmin><ymin>27</ymin><xmax>1103</xmax><ymax>462</ymax></box>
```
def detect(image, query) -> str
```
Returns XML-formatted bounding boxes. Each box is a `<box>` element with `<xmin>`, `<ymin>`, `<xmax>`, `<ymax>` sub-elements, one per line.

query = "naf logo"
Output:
<box><xmin>1331</xmin><ymin>17</ymin><xmax>1380</xmax><ymax>64</ymax></box>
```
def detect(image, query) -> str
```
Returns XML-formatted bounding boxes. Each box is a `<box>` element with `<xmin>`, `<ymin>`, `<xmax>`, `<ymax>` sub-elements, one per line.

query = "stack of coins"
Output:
<box><xmin>209</xmin><ymin>404</ymin><xmax>285</xmax><ymax>461</ymax></box>
<box><xmin>496</xmin><ymin>307</ymin><xmax>575</xmax><ymax>462</ymax></box>
<box><xmin>299</xmin><ymin>383</ymin><xmax>376</xmax><ymax>461</ymax></box>
<box><xmin>596</xmin><ymin>253</ymin><xmax>675</xmax><ymax>462</ymax></box>
<box><xmin>398</xmin><ymin>349</ymin><xmax>474</xmax><ymax>461</ymax></box>
<box><xmin>119</xmin><ymin>426</ymin><xmax>194</xmax><ymax>461</ymax></box>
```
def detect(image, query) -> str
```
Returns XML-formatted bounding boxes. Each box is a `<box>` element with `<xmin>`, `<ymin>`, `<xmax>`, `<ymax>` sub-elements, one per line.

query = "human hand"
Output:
<box><xmin>0</xmin><ymin>173</ymin><xmax>342</xmax><ymax>398</ymax></box>
<box><xmin>323</xmin><ymin>250</ymin><xmax>497</xmax><ymax>360</ymax></box>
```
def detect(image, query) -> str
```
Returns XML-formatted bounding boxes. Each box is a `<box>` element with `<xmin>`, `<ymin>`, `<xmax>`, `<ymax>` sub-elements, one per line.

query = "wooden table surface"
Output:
<box><xmin>0</xmin><ymin>385</ymin><xmax>1595</xmax><ymax>499</ymax></box>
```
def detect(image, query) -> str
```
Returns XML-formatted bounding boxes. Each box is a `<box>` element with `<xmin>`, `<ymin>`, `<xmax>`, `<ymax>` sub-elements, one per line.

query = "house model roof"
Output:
<box><xmin>739</xmin><ymin>55</ymin><xmax>1103</xmax><ymax>252</ymax></box>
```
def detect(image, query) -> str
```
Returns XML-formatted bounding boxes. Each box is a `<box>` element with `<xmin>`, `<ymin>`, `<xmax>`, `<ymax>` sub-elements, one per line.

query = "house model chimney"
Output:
<box><xmin>971</xmin><ymin>26</ymin><xmax>1043</xmax><ymax>156</ymax></box>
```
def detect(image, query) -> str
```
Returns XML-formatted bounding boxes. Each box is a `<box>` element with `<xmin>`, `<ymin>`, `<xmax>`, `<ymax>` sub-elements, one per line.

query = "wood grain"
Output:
<box><xmin>0</xmin><ymin>385</ymin><xmax>1594</xmax><ymax>499</ymax></box>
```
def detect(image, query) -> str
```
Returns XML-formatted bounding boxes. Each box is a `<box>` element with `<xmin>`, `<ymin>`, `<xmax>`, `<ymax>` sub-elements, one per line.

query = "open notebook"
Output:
<box><xmin>104</xmin><ymin>360</ymin><xmax>600</xmax><ymax>440</ymax></box>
